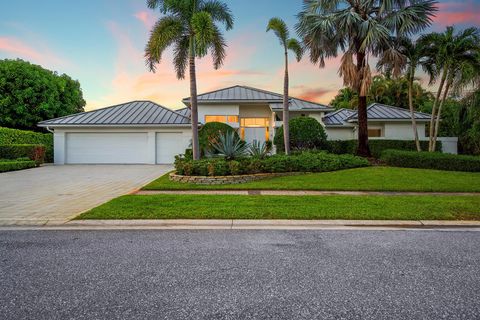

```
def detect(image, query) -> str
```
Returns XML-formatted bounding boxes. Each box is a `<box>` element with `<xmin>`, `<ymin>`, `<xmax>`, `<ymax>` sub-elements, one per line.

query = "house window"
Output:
<box><xmin>227</xmin><ymin>115</ymin><xmax>239</xmax><ymax>123</ymax></box>
<box><xmin>240</xmin><ymin>118</ymin><xmax>269</xmax><ymax>127</ymax></box>
<box><xmin>368</xmin><ymin>128</ymin><xmax>383</xmax><ymax>137</ymax></box>
<box><xmin>205</xmin><ymin>115</ymin><xmax>238</xmax><ymax>124</ymax></box>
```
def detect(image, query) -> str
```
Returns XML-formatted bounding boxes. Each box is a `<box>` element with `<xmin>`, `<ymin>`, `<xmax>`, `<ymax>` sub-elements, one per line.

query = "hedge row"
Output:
<box><xmin>0</xmin><ymin>144</ymin><xmax>46</xmax><ymax>165</ymax></box>
<box><xmin>175</xmin><ymin>152</ymin><xmax>370</xmax><ymax>176</ymax></box>
<box><xmin>0</xmin><ymin>159</ymin><xmax>36</xmax><ymax>173</ymax></box>
<box><xmin>326</xmin><ymin>139</ymin><xmax>441</xmax><ymax>158</ymax></box>
<box><xmin>380</xmin><ymin>150</ymin><xmax>480</xmax><ymax>172</ymax></box>
<box><xmin>0</xmin><ymin>127</ymin><xmax>53</xmax><ymax>162</ymax></box>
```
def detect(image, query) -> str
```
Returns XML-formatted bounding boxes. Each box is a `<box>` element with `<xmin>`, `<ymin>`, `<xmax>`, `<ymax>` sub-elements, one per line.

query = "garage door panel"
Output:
<box><xmin>66</xmin><ymin>133</ymin><xmax>148</xmax><ymax>164</ymax></box>
<box><xmin>156</xmin><ymin>132</ymin><xmax>187</xmax><ymax>164</ymax></box>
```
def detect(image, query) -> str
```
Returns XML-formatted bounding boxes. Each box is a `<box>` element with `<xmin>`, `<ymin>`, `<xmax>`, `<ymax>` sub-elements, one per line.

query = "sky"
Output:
<box><xmin>1</xmin><ymin>0</ymin><xmax>480</xmax><ymax>111</ymax></box>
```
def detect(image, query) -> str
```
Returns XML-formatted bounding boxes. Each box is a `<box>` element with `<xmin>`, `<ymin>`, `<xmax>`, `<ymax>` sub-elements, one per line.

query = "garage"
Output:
<box><xmin>156</xmin><ymin>132</ymin><xmax>187</xmax><ymax>164</ymax></box>
<box><xmin>65</xmin><ymin>133</ymin><xmax>149</xmax><ymax>164</ymax></box>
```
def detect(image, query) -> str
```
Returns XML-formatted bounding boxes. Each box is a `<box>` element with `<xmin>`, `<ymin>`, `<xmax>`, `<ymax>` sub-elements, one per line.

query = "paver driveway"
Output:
<box><xmin>0</xmin><ymin>165</ymin><xmax>171</xmax><ymax>226</ymax></box>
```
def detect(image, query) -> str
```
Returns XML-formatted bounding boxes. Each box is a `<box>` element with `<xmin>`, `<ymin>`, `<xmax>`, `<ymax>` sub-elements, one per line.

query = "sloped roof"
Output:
<box><xmin>323</xmin><ymin>108</ymin><xmax>357</xmax><ymax>126</ymax></box>
<box><xmin>38</xmin><ymin>101</ymin><xmax>191</xmax><ymax>127</ymax></box>
<box><xmin>174</xmin><ymin>107</ymin><xmax>191</xmax><ymax>118</ymax></box>
<box><xmin>346</xmin><ymin>103</ymin><xmax>431</xmax><ymax>122</ymax></box>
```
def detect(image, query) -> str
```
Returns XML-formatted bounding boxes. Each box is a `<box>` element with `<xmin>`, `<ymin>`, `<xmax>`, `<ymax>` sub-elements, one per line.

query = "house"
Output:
<box><xmin>38</xmin><ymin>85</ymin><xmax>456</xmax><ymax>164</ymax></box>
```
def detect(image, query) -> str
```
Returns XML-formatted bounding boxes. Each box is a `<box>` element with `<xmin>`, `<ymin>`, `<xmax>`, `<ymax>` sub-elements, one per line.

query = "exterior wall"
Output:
<box><xmin>325</xmin><ymin>127</ymin><xmax>355</xmax><ymax>140</ymax></box>
<box><xmin>383</xmin><ymin>122</ymin><xmax>426</xmax><ymax>139</ymax></box>
<box><xmin>197</xmin><ymin>104</ymin><xmax>240</xmax><ymax>127</ymax></box>
<box><xmin>52</xmin><ymin>127</ymin><xmax>191</xmax><ymax>165</ymax></box>
<box><xmin>437</xmin><ymin>137</ymin><xmax>458</xmax><ymax>154</ymax></box>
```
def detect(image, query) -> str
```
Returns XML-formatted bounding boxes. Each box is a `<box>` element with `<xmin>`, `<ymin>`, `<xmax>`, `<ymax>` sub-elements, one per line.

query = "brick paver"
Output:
<box><xmin>0</xmin><ymin>165</ymin><xmax>171</xmax><ymax>225</ymax></box>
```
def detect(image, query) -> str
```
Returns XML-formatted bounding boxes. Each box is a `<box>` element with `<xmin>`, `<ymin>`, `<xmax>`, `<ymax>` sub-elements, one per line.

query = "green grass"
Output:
<box><xmin>143</xmin><ymin>166</ymin><xmax>480</xmax><ymax>192</ymax></box>
<box><xmin>77</xmin><ymin>194</ymin><xmax>480</xmax><ymax>221</ymax></box>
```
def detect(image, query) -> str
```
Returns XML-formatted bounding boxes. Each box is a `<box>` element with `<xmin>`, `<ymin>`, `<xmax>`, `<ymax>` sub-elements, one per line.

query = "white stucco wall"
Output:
<box><xmin>197</xmin><ymin>104</ymin><xmax>239</xmax><ymax>125</ymax></box>
<box><xmin>325</xmin><ymin>127</ymin><xmax>356</xmax><ymax>140</ymax></box>
<box><xmin>383</xmin><ymin>122</ymin><xmax>427</xmax><ymax>139</ymax></box>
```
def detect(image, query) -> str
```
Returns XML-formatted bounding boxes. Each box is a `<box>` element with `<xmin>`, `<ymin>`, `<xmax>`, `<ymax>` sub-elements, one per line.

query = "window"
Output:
<box><xmin>240</xmin><ymin>118</ymin><xmax>269</xmax><ymax>127</ymax></box>
<box><xmin>204</xmin><ymin>115</ymin><xmax>238</xmax><ymax>124</ymax></box>
<box><xmin>368</xmin><ymin>129</ymin><xmax>383</xmax><ymax>137</ymax></box>
<box><xmin>227</xmin><ymin>115</ymin><xmax>238</xmax><ymax>123</ymax></box>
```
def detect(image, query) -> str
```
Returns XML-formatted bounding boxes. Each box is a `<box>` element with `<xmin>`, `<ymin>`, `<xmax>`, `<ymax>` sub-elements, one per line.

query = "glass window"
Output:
<box><xmin>240</xmin><ymin>118</ymin><xmax>269</xmax><ymax>127</ymax></box>
<box><xmin>368</xmin><ymin>129</ymin><xmax>382</xmax><ymax>137</ymax></box>
<box><xmin>205</xmin><ymin>115</ymin><xmax>227</xmax><ymax>123</ymax></box>
<box><xmin>227</xmin><ymin>115</ymin><xmax>239</xmax><ymax>123</ymax></box>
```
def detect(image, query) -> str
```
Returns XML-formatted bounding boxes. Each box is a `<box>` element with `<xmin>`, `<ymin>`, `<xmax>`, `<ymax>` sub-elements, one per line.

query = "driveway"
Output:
<box><xmin>0</xmin><ymin>165</ymin><xmax>171</xmax><ymax>225</ymax></box>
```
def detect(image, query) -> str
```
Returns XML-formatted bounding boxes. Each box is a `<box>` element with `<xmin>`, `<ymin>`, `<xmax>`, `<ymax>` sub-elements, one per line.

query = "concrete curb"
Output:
<box><xmin>136</xmin><ymin>190</ymin><xmax>480</xmax><ymax>196</ymax></box>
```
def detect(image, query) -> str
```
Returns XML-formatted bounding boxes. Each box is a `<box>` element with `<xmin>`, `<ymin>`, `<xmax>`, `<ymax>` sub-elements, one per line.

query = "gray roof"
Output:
<box><xmin>323</xmin><ymin>103</ymin><xmax>432</xmax><ymax>127</ymax></box>
<box><xmin>174</xmin><ymin>107</ymin><xmax>191</xmax><ymax>118</ymax></box>
<box><xmin>183</xmin><ymin>85</ymin><xmax>333</xmax><ymax>111</ymax></box>
<box><xmin>38</xmin><ymin>101</ymin><xmax>191</xmax><ymax>127</ymax></box>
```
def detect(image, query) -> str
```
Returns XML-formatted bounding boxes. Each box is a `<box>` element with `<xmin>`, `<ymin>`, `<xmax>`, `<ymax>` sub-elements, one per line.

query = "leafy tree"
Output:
<box><xmin>330</xmin><ymin>87</ymin><xmax>358</xmax><ymax>110</ymax></box>
<box><xmin>198</xmin><ymin>121</ymin><xmax>239</xmax><ymax>156</ymax></box>
<box><xmin>274</xmin><ymin>117</ymin><xmax>327</xmax><ymax>152</ymax></box>
<box><xmin>0</xmin><ymin>59</ymin><xmax>85</xmax><ymax>131</ymax></box>
<box><xmin>458</xmin><ymin>89</ymin><xmax>480</xmax><ymax>155</ymax></box>
<box><xmin>145</xmin><ymin>0</ymin><xmax>234</xmax><ymax>160</ymax></box>
<box><xmin>266</xmin><ymin>17</ymin><xmax>303</xmax><ymax>156</ymax></box>
<box><xmin>296</xmin><ymin>0</ymin><xmax>437</xmax><ymax>157</ymax></box>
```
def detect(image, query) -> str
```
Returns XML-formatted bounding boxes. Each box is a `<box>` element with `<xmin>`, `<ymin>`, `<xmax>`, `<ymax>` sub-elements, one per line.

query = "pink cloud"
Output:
<box><xmin>433</xmin><ymin>2</ymin><xmax>480</xmax><ymax>27</ymax></box>
<box><xmin>134</xmin><ymin>11</ymin><xmax>156</xmax><ymax>30</ymax></box>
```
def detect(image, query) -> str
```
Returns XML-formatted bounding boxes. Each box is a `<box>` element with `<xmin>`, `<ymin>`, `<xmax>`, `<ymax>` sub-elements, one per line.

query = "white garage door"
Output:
<box><xmin>156</xmin><ymin>132</ymin><xmax>186</xmax><ymax>164</ymax></box>
<box><xmin>66</xmin><ymin>133</ymin><xmax>149</xmax><ymax>164</ymax></box>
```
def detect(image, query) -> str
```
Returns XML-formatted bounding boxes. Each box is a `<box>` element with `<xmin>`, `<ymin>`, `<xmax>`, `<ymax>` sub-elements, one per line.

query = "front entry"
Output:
<box><xmin>243</xmin><ymin>127</ymin><xmax>267</xmax><ymax>144</ymax></box>
<box><xmin>240</xmin><ymin>117</ymin><xmax>270</xmax><ymax>144</ymax></box>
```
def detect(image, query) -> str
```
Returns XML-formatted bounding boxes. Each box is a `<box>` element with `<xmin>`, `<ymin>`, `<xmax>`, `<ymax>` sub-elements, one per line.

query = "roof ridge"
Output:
<box><xmin>181</xmin><ymin>85</ymin><xmax>245</xmax><ymax>101</ymax></box>
<box><xmin>323</xmin><ymin>108</ymin><xmax>348</xmax><ymax>118</ymax></box>
<box><xmin>371</xmin><ymin>102</ymin><xmax>431</xmax><ymax>117</ymax></box>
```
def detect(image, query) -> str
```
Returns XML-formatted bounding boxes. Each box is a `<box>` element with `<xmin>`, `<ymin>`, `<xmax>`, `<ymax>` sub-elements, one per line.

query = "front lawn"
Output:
<box><xmin>143</xmin><ymin>166</ymin><xmax>480</xmax><ymax>192</ymax></box>
<box><xmin>77</xmin><ymin>194</ymin><xmax>480</xmax><ymax>221</ymax></box>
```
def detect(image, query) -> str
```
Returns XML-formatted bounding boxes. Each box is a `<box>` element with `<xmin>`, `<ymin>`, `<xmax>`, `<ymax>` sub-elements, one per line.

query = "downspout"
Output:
<box><xmin>46</xmin><ymin>126</ymin><xmax>54</xmax><ymax>133</ymax></box>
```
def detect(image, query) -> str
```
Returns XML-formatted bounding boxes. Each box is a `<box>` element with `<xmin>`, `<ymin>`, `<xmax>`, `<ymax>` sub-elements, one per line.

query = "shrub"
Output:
<box><xmin>199</xmin><ymin>122</ymin><xmax>240</xmax><ymax>156</ymax></box>
<box><xmin>0</xmin><ymin>159</ymin><xmax>36</xmax><ymax>173</ymax></box>
<box><xmin>0</xmin><ymin>127</ymin><xmax>53</xmax><ymax>162</ymax></box>
<box><xmin>326</xmin><ymin>139</ymin><xmax>441</xmax><ymax>158</ymax></box>
<box><xmin>211</xmin><ymin>131</ymin><xmax>248</xmax><ymax>160</ymax></box>
<box><xmin>0</xmin><ymin>144</ymin><xmax>46</xmax><ymax>165</ymax></box>
<box><xmin>248</xmin><ymin>140</ymin><xmax>271</xmax><ymax>159</ymax></box>
<box><xmin>380</xmin><ymin>150</ymin><xmax>480</xmax><ymax>172</ymax></box>
<box><xmin>274</xmin><ymin>117</ymin><xmax>327</xmax><ymax>152</ymax></box>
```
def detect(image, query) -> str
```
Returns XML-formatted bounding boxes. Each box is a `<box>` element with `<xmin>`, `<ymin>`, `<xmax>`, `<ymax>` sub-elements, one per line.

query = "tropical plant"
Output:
<box><xmin>421</xmin><ymin>26</ymin><xmax>480</xmax><ymax>151</ymax></box>
<box><xmin>145</xmin><ymin>0</ymin><xmax>234</xmax><ymax>160</ymax></box>
<box><xmin>296</xmin><ymin>0</ymin><xmax>437</xmax><ymax>157</ymax></box>
<box><xmin>211</xmin><ymin>131</ymin><xmax>248</xmax><ymax>160</ymax></box>
<box><xmin>267</xmin><ymin>17</ymin><xmax>303</xmax><ymax>156</ymax></box>
<box><xmin>248</xmin><ymin>140</ymin><xmax>271</xmax><ymax>159</ymax></box>
<box><xmin>198</xmin><ymin>121</ymin><xmax>239</xmax><ymax>156</ymax></box>
<box><xmin>458</xmin><ymin>88</ymin><xmax>480</xmax><ymax>155</ymax></box>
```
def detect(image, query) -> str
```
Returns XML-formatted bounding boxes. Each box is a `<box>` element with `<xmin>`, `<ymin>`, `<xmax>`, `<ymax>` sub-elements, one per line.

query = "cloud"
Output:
<box><xmin>292</xmin><ymin>86</ymin><xmax>332</xmax><ymax>102</ymax></box>
<box><xmin>134</xmin><ymin>11</ymin><xmax>156</xmax><ymax>30</ymax></box>
<box><xmin>433</xmin><ymin>2</ymin><xmax>480</xmax><ymax>27</ymax></box>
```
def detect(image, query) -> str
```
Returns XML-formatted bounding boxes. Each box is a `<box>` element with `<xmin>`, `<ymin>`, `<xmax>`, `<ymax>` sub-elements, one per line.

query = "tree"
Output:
<box><xmin>0</xmin><ymin>59</ymin><xmax>85</xmax><ymax>131</ymax></box>
<box><xmin>296</xmin><ymin>0</ymin><xmax>437</xmax><ymax>157</ymax></box>
<box><xmin>330</xmin><ymin>87</ymin><xmax>358</xmax><ymax>110</ymax></box>
<box><xmin>421</xmin><ymin>26</ymin><xmax>480</xmax><ymax>151</ymax></box>
<box><xmin>267</xmin><ymin>17</ymin><xmax>303</xmax><ymax>156</ymax></box>
<box><xmin>145</xmin><ymin>0</ymin><xmax>234</xmax><ymax>160</ymax></box>
<box><xmin>458</xmin><ymin>89</ymin><xmax>480</xmax><ymax>155</ymax></box>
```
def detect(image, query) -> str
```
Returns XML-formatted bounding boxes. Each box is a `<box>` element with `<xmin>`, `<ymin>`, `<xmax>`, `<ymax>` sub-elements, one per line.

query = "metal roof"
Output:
<box><xmin>38</xmin><ymin>101</ymin><xmax>191</xmax><ymax>127</ymax></box>
<box><xmin>346</xmin><ymin>103</ymin><xmax>432</xmax><ymax>122</ymax></box>
<box><xmin>174</xmin><ymin>107</ymin><xmax>191</xmax><ymax>118</ymax></box>
<box><xmin>323</xmin><ymin>108</ymin><xmax>357</xmax><ymax>126</ymax></box>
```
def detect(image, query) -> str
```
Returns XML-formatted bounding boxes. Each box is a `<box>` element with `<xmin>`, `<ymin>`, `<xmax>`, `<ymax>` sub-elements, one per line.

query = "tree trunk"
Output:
<box><xmin>355</xmin><ymin>52</ymin><xmax>371</xmax><ymax>157</ymax></box>
<box><xmin>408</xmin><ymin>69</ymin><xmax>421</xmax><ymax>152</ymax></box>
<box><xmin>283</xmin><ymin>50</ymin><xmax>290</xmax><ymax>155</ymax></box>
<box><xmin>189</xmin><ymin>39</ymin><xmax>200</xmax><ymax>160</ymax></box>
<box><xmin>429</xmin><ymin>68</ymin><xmax>447</xmax><ymax>151</ymax></box>
<box><xmin>432</xmin><ymin>76</ymin><xmax>452</xmax><ymax>152</ymax></box>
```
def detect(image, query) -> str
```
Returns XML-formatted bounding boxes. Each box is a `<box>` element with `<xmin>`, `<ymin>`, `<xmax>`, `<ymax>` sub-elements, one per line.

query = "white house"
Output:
<box><xmin>38</xmin><ymin>85</ymin><xmax>457</xmax><ymax>164</ymax></box>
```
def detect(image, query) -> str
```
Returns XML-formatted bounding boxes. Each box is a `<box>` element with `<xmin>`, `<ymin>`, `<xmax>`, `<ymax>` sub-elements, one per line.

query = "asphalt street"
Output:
<box><xmin>1</xmin><ymin>229</ymin><xmax>479</xmax><ymax>319</ymax></box>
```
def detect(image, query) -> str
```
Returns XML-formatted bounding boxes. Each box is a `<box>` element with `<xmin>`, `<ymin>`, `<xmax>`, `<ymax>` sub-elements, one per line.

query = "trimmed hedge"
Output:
<box><xmin>326</xmin><ymin>139</ymin><xmax>441</xmax><ymax>158</ymax></box>
<box><xmin>380</xmin><ymin>150</ymin><xmax>480</xmax><ymax>172</ymax></box>
<box><xmin>274</xmin><ymin>117</ymin><xmax>327</xmax><ymax>152</ymax></box>
<box><xmin>0</xmin><ymin>160</ymin><xmax>36</xmax><ymax>173</ymax></box>
<box><xmin>0</xmin><ymin>127</ymin><xmax>53</xmax><ymax>162</ymax></box>
<box><xmin>0</xmin><ymin>144</ymin><xmax>46</xmax><ymax>165</ymax></box>
<box><xmin>175</xmin><ymin>152</ymin><xmax>369</xmax><ymax>176</ymax></box>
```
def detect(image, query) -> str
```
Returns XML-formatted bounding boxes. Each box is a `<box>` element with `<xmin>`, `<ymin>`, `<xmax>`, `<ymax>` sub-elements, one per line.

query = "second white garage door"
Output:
<box><xmin>156</xmin><ymin>132</ymin><xmax>186</xmax><ymax>164</ymax></box>
<box><xmin>65</xmin><ymin>133</ymin><xmax>149</xmax><ymax>164</ymax></box>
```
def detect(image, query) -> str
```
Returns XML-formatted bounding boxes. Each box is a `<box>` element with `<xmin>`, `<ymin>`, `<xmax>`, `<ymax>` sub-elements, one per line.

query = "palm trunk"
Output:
<box><xmin>356</xmin><ymin>52</ymin><xmax>371</xmax><ymax>157</ymax></box>
<box><xmin>429</xmin><ymin>68</ymin><xmax>447</xmax><ymax>151</ymax></box>
<box><xmin>432</xmin><ymin>75</ymin><xmax>452</xmax><ymax>151</ymax></box>
<box><xmin>189</xmin><ymin>39</ymin><xmax>200</xmax><ymax>160</ymax></box>
<box><xmin>283</xmin><ymin>50</ymin><xmax>290</xmax><ymax>155</ymax></box>
<box><xmin>407</xmin><ymin>69</ymin><xmax>421</xmax><ymax>151</ymax></box>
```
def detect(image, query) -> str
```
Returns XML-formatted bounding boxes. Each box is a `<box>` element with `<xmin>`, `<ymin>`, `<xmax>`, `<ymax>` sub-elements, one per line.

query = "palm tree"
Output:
<box><xmin>296</xmin><ymin>0</ymin><xmax>437</xmax><ymax>157</ymax></box>
<box><xmin>422</xmin><ymin>26</ymin><xmax>480</xmax><ymax>151</ymax></box>
<box><xmin>266</xmin><ymin>18</ymin><xmax>303</xmax><ymax>156</ymax></box>
<box><xmin>145</xmin><ymin>0</ymin><xmax>234</xmax><ymax>160</ymax></box>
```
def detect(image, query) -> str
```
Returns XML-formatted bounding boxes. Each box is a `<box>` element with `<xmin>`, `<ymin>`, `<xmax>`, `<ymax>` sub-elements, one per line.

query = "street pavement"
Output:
<box><xmin>1</xmin><ymin>229</ymin><xmax>479</xmax><ymax>319</ymax></box>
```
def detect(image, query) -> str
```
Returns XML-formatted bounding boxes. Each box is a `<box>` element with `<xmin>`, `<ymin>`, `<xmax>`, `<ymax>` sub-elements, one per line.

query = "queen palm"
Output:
<box><xmin>145</xmin><ymin>0</ymin><xmax>233</xmax><ymax>160</ymax></box>
<box><xmin>296</xmin><ymin>0</ymin><xmax>437</xmax><ymax>157</ymax></box>
<box><xmin>267</xmin><ymin>18</ymin><xmax>303</xmax><ymax>155</ymax></box>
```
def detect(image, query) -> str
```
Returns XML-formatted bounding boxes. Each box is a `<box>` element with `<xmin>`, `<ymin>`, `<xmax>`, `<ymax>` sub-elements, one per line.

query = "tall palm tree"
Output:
<box><xmin>145</xmin><ymin>0</ymin><xmax>233</xmax><ymax>160</ymax></box>
<box><xmin>296</xmin><ymin>0</ymin><xmax>437</xmax><ymax>157</ymax></box>
<box><xmin>266</xmin><ymin>18</ymin><xmax>303</xmax><ymax>155</ymax></box>
<box><xmin>421</xmin><ymin>26</ymin><xmax>480</xmax><ymax>151</ymax></box>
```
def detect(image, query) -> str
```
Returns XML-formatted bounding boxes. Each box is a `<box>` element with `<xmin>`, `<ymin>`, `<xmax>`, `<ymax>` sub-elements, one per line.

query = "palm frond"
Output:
<box><xmin>339</xmin><ymin>51</ymin><xmax>357</xmax><ymax>88</ymax></box>
<box><xmin>287</xmin><ymin>38</ymin><xmax>304</xmax><ymax>62</ymax></box>
<box><xmin>200</xmin><ymin>0</ymin><xmax>234</xmax><ymax>30</ymax></box>
<box><xmin>191</xmin><ymin>11</ymin><xmax>215</xmax><ymax>57</ymax></box>
<box><xmin>173</xmin><ymin>36</ymin><xmax>190</xmax><ymax>79</ymax></box>
<box><xmin>267</xmin><ymin>17</ymin><xmax>289</xmax><ymax>47</ymax></box>
<box><xmin>209</xmin><ymin>25</ymin><xmax>227</xmax><ymax>69</ymax></box>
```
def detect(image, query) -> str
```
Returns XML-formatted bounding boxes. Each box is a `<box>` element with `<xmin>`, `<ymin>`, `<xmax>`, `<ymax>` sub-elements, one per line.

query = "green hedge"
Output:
<box><xmin>175</xmin><ymin>152</ymin><xmax>369</xmax><ymax>176</ymax></box>
<box><xmin>0</xmin><ymin>127</ymin><xmax>53</xmax><ymax>162</ymax></box>
<box><xmin>0</xmin><ymin>160</ymin><xmax>36</xmax><ymax>173</ymax></box>
<box><xmin>326</xmin><ymin>140</ymin><xmax>441</xmax><ymax>158</ymax></box>
<box><xmin>0</xmin><ymin>144</ymin><xmax>45</xmax><ymax>165</ymax></box>
<box><xmin>380</xmin><ymin>150</ymin><xmax>480</xmax><ymax>172</ymax></box>
<box><xmin>275</xmin><ymin>117</ymin><xmax>327</xmax><ymax>152</ymax></box>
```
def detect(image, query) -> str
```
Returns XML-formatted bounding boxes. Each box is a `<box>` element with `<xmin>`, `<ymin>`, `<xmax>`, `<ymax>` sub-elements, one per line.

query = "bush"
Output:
<box><xmin>199</xmin><ymin>122</ymin><xmax>240</xmax><ymax>156</ymax></box>
<box><xmin>0</xmin><ymin>127</ymin><xmax>53</xmax><ymax>162</ymax></box>
<box><xmin>274</xmin><ymin>117</ymin><xmax>327</xmax><ymax>152</ymax></box>
<box><xmin>380</xmin><ymin>150</ymin><xmax>480</xmax><ymax>172</ymax></box>
<box><xmin>326</xmin><ymin>139</ymin><xmax>441</xmax><ymax>158</ymax></box>
<box><xmin>174</xmin><ymin>151</ymin><xmax>369</xmax><ymax>176</ymax></box>
<box><xmin>0</xmin><ymin>159</ymin><xmax>36</xmax><ymax>173</ymax></box>
<box><xmin>0</xmin><ymin>144</ymin><xmax>46</xmax><ymax>165</ymax></box>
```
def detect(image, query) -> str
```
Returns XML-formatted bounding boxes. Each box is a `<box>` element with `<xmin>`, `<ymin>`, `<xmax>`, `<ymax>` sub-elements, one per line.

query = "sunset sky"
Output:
<box><xmin>1</xmin><ymin>0</ymin><xmax>480</xmax><ymax>111</ymax></box>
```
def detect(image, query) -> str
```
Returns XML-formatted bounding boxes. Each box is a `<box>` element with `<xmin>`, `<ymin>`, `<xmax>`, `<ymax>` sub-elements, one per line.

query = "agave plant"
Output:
<box><xmin>248</xmin><ymin>140</ymin><xmax>271</xmax><ymax>159</ymax></box>
<box><xmin>211</xmin><ymin>131</ymin><xmax>248</xmax><ymax>160</ymax></box>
